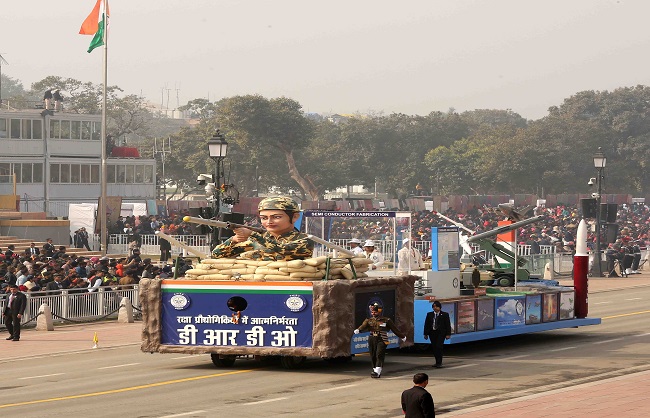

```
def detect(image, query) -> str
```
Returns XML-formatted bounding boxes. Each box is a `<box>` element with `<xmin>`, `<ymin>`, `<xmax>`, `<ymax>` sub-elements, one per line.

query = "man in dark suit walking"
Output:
<box><xmin>401</xmin><ymin>372</ymin><xmax>435</xmax><ymax>417</ymax></box>
<box><xmin>3</xmin><ymin>284</ymin><xmax>27</xmax><ymax>341</ymax></box>
<box><xmin>423</xmin><ymin>301</ymin><xmax>452</xmax><ymax>368</ymax></box>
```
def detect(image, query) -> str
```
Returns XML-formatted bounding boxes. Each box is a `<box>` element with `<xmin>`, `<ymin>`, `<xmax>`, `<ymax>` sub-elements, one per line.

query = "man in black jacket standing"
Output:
<box><xmin>401</xmin><ymin>372</ymin><xmax>435</xmax><ymax>417</ymax></box>
<box><xmin>423</xmin><ymin>301</ymin><xmax>452</xmax><ymax>368</ymax></box>
<box><xmin>3</xmin><ymin>284</ymin><xmax>27</xmax><ymax>341</ymax></box>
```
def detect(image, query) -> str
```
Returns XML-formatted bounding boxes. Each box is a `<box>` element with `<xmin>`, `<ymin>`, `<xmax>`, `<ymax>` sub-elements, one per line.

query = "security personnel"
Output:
<box><xmin>3</xmin><ymin>284</ymin><xmax>27</xmax><ymax>341</ymax></box>
<box><xmin>212</xmin><ymin>196</ymin><xmax>313</xmax><ymax>261</ymax></box>
<box><xmin>354</xmin><ymin>302</ymin><xmax>406</xmax><ymax>378</ymax></box>
<box><xmin>348</xmin><ymin>238</ymin><xmax>364</xmax><ymax>256</ymax></box>
<box><xmin>397</xmin><ymin>238</ymin><xmax>424</xmax><ymax>273</ymax></box>
<box><xmin>363</xmin><ymin>240</ymin><xmax>385</xmax><ymax>270</ymax></box>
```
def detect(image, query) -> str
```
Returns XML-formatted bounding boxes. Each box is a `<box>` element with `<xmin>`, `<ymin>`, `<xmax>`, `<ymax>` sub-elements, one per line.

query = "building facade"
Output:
<box><xmin>0</xmin><ymin>108</ymin><xmax>156</xmax><ymax>217</ymax></box>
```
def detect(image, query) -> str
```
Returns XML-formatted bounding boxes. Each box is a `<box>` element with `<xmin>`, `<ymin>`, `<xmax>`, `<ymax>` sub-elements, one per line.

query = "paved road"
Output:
<box><xmin>1</xmin><ymin>279</ymin><xmax>648</xmax><ymax>417</ymax></box>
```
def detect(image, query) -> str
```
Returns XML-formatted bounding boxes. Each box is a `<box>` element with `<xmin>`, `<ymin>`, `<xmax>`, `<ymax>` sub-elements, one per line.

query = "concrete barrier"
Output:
<box><xmin>36</xmin><ymin>303</ymin><xmax>54</xmax><ymax>331</ymax></box>
<box><xmin>118</xmin><ymin>298</ymin><xmax>134</xmax><ymax>323</ymax></box>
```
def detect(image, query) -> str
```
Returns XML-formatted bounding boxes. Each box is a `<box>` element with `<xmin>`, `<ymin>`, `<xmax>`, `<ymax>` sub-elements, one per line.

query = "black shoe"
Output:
<box><xmin>370</xmin><ymin>372</ymin><xmax>380</xmax><ymax>378</ymax></box>
<box><xmin>5</xmin><ymin>336</ymin><xmax>13</xmax><ymax>340</ymax></box>
<box><xmin>434</xmin><ymin>364</ymin><xmax>443</xmax><ymax>368</ymax></box>
<box><xmin>12</xmin><ymin>338</ymin><xmax>19</xmax><ymax>341</ymax></box>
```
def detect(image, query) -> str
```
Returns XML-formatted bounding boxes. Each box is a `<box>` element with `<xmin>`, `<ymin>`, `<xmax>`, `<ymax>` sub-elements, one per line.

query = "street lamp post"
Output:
<box><xmin>593</xmin><ymin>147</ymin><xmax>607</xmax><ymax>277</ymax></box>
<box><xmin>208</xmin><ymin>130</ymin><xmax>228</xmax><ymax>249</ymax></box>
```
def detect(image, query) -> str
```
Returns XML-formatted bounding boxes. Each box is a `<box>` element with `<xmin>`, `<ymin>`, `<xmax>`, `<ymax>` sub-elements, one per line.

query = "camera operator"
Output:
<box><xmin>605</xmin><ymin>241</ymin><xmax>625</xmax><ymax>277</ymax></box>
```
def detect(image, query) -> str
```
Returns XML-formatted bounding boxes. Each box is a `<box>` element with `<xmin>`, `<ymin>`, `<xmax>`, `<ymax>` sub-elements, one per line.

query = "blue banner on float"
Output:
<box><xmin>160</xmin><ymin>281</ymin><xmax>314</xmax><ymax>348</ymax></box>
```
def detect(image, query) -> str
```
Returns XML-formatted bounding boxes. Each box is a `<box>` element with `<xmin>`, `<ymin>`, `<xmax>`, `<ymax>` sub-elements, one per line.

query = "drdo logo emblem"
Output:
<box><xmin>170</xmin><ymin>293</ymin><xmax>191</xmax><ymax>310</ymax></box>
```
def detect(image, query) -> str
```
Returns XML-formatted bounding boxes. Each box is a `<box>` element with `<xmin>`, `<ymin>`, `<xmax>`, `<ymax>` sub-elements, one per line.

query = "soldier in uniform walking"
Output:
<box><xmin>212</xmin><ymin>196</ymin><xmax>313</xmax><ymax>261</ymax></box>
<box><xmin>354</xmin><ymin>302</ymin><xmax>407</xmax><ymax>378</ymax></box>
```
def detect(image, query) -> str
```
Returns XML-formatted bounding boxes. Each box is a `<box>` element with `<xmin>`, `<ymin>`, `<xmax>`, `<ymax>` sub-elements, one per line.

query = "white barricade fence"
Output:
<box><xmin>87</xmin><ymin>234</ymin><xmax>211</xmax><ymax>257</ymax></box>
<box><xmin>0</xmin><ymin>285</ymin><xmax>141</xmax><ymax>328</ymax></box>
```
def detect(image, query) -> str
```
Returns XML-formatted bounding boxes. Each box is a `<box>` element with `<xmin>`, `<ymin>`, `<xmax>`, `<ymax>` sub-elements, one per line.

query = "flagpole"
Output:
<box><xmin>100</xmin><ymin>0</ymin><xmax>108</xmax><ymax>256</ymax></box>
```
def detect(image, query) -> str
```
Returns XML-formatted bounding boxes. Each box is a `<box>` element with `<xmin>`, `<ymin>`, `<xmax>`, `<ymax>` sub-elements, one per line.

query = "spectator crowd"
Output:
<box><xmin>308</xmin><ymin>202</ymin><xmax>650</xmax><ymax>254</ymax></box>
<box><xmin>1</xmin><ymin>244</ymin><xmax>195</xmax><ymax>295</ymax></box>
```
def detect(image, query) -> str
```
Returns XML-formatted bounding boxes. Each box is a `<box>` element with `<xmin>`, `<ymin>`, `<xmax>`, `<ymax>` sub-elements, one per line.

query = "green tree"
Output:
<box><xmin>214</xmin><ymin>95</ymin><xmax>320</xmax><ymax>199</ymax></box>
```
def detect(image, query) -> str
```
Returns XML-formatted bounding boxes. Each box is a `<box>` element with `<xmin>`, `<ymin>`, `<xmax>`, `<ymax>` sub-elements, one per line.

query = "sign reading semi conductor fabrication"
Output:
<box><xmin>160</xmin><ymin>280</ymin><xmax>314</xmax><ymax>348</ymax></box>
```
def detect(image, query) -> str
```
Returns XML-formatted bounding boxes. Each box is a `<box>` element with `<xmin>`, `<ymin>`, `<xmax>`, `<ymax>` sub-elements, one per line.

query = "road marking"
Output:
<box><xmin>503</xmin><ymin>354</ymin><xmax>530</xmax><ymax>360</ymax></box>
<box><xmin>625</xmin><ymin>297</ymin><xmax>642</xmax><ymax>301</ymax></box>
<box><xmin>479</xmin><ymin>354</ymin><xmax>530</xmax><ymax>362</ymax></box>
<box><xmin>170</xmin><ymin>356</ymin><xmax>198</xmax><ymax>360</ymax></box>
<box><xmin>591</xmin><ymin>301</ymin><xmax>611</xmax><ymax>305</ymax></box>
<box><xmin>447</xmin><ymin>363</ymin><xmax>477</xmax><ymax>370</ymax></box>
<box><xmin>18</xmin><ymin>373</ymin><xmax>64</xmax><ymax>380</ymax></box>
<box><xmin>319</xmin><ymin>383</ymin><xmax>359</xmax><ymax>392</ymax></box>
<box><xmin>159</xmin><ymin>411</ymin><xmax>207</xmax><ymax>418</ymax></box>
<box><xmin>0</xmin><ymin>369</ymin><xmax>253</xmax><ymax>409</ymax></box>
<box><xmin>98</xmin><ymin>363</ymin><xmax>140</xmax><ymax>370</ymax></box>
<box><xmin>549</xmin><ymin>346</ymin><xmax>577</xmax><ymax>352</ymax></box>
<box><xmin>602</xmin><ymin>309</ymin><xmax>650</xmax><ymax>320</ymax></box>
<box><xmin>242</xmin><ymin>397</ymin><xmax>288</xmax><ymax>405</ymax></box>
<box><xmin>634</xmin><ymin>332</ymin><xmax>650</xmax><ymax>337</ymax></box>
<box><xmin>593</xmin><ymin>337</ymin><xmax>624</xmax><ymax>345</ymax></box>
<box><xmin>383</xmin><ymin>375</ymin><xmax>412</xmax><ymax>380</ymax></box>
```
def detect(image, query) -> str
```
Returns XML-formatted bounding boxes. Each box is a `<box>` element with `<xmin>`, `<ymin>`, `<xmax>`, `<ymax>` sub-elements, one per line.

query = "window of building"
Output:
<box><xmin>33</xmin><ymin>163</ymin><xmax>43</xmax><ymax>183</ymax></box>
<box><xmin>116</xmin><ymin>165</ymin><xmax>126</xmax><ymax>183</ymax></box>
<box><xmin>12</xmin><ymin>164</ymin><xmax>21</xmax><ymax>181</ymax></box>
<box><xmin>70</xmin><ymin>164</ymin><xmax>80</xmax><ymax>183</ymax></box>
<box><xmin>0</xmin><ymin>118</ymin><xmax>7</xmax><ymax>138</ymax></box>
<box><xmin>60</xmin><ymin>164</ymin><xmax>71</xmax><ymax>183</ymax></box>
<box><xmin>20</xmin><ymin>163</ymin><xmax>32</xmax><ymax>183</ymax></box>
<box><xmin>60</xmin><ymin>121</ymin><xmax>71</xmax><ymax>139</ymax></box>
<box><xmin>22</xmin><ymin>120</ymin><xmax>32</xmax><ymax>139</ymax></box>
<box><xmin>0</xmin><ymin>163</ymin><xmax>10</xmax><ymax>176</ymax></box>
<box><xmin>81</xmin><ymin>121</ymin><xmax>91</xmax><ymax>140</ymax></box>
<box><xmin>144</xmin><ymin>165</ymin><xmax>154</xmax><ymax>184</ymax></box>
<box><xmin>91</xmin><ymin>122</ymin><xmax>101</xmax><ymax>140</ymax></box>
<box><xmin>71</xmin><ymin>121</ymin><xmax>81</xmax><ymax>140</ymax></box>
<box><xmin>107</xmin><ymin>165</ymin><xmax>115</xmax><ymax>183</ymax></box>
<box><xmin>50</xmin><ymin>120</ymin><xmax>60</xmax><ymax>139</ymax></box>
<box><xmin>33</xmin><ymin>120</ymin><xmax>43</xmax><ymax>139</ymax></box>
<box><xmin>135</xmin><ymin>165</ymin><xmax>144</xmax><ymax>183</ymax></box>
<box><xmin>10</xmin><ymin>119</ymin><xmax>21</xmax><ymax>139</ymax></box>
<box><xmin>50</xmin><ymin>164</ymin><xmax>60</xmax><ymax>182</ymax></box>
<box><xmin>91</xmin><ymin>164</ymin><xmax>99</xmax><ymax>183</ymax></box>
<box><xmin>80</xmin><ymin>165</ymin><xmax>90</xmax><ymax>183</ymax></box>
<box><xmin>126</xmin><ymin>165</ymin><xmax>135</xmax><ymax>183</ymax></box>
<box><xmin>0</xmin><ymin>163</ymin><xmax>44</xmax><ymax>183</ymax></box>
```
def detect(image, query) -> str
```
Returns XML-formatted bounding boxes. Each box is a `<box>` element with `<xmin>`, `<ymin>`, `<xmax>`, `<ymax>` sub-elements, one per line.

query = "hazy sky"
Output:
<box><xmin>2</xmin><ymin>0</ymin><xmax>650</xmax><ymax>119</ymax></box>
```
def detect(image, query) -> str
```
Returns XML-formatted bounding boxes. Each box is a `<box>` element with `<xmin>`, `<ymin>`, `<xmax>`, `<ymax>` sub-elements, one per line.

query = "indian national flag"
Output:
<box><xmin>79</xmin><ymin>0</ymin><xmax>110</xmax><ymax>53</ymax></box>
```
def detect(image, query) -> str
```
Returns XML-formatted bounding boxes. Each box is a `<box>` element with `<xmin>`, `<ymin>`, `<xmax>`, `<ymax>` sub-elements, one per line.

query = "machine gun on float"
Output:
<box><xmin>466</xmin><ymin>215</ymin><xmax>545</xmax><ymax>286</ymax></box>
<box><xmin>433</xmin><ymin>210</ymin><xmax>545</xmax><ymax>287</ymax></box>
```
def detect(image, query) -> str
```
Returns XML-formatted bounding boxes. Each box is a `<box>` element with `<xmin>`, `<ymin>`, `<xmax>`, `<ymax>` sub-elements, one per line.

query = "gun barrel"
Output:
<box><xmin>306</xmin><ymin>235</ymin><xmax>356</xmax><ymax>257</ymax></box>
<box><xmin>155</xmin><ymin>231</ymin><xmax>209</xmax><ymax>259</ymax></box>
<box><xmin>182</xmin><ymin>216</ymin><xmax>265</xmax><ymax>233</ymax></box>
<box><xmin>467</xmin><ymin>215</ymin><xmax>545</xmax><ymax>243</ymax></box>
<box><xmin>432</xmin><ymin>211</ymin><xmax>476</xmax><ymax>235</ymax></box>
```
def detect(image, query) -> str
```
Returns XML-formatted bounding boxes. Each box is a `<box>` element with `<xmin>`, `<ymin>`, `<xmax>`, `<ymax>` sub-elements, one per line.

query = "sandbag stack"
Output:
<box><xmin>182</xmin><ymin>256</ymin><xmax>373</xmax><ymax>281</ymax></box>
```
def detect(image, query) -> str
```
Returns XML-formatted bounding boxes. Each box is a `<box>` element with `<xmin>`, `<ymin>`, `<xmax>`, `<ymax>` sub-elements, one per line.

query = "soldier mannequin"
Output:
<box><xmin>354</xmin><ymin>302</ymin><xmax>406</xmax><ymax>378</ymax></box>
<box><xmin>212</xmin><ymin>196</ymin><xmax>313</xmax><ymax>261</ymax></box>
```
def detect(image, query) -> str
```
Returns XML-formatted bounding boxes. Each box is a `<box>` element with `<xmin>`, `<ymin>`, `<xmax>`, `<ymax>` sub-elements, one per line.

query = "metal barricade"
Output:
<box><xmin>0</xmin><ymin>285</ymin><xmax>141</xmax><ymax>329</ymax></box>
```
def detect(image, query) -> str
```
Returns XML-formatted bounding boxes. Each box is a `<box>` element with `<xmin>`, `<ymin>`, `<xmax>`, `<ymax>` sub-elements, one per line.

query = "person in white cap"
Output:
<box><xmin>363</xmin><ymin>240</ymin><xmax>384</xmax><ymax>270</ymax></box>
<box><xmin>397</xmin><ymin>238</ymin><xmax>424</xmax><ymax>273</ymax></box>
<box><xmin>348</xmin><ymin>238</ymin><xmax>364</xmax><ymax>256</ymax></box>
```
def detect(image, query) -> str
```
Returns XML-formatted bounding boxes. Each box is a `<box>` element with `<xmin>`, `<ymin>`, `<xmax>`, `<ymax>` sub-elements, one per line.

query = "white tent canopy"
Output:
<box><xmin>68</xmin><ymin>202</ymin><xmax>148</xmax><ymax>236</ymax></box>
